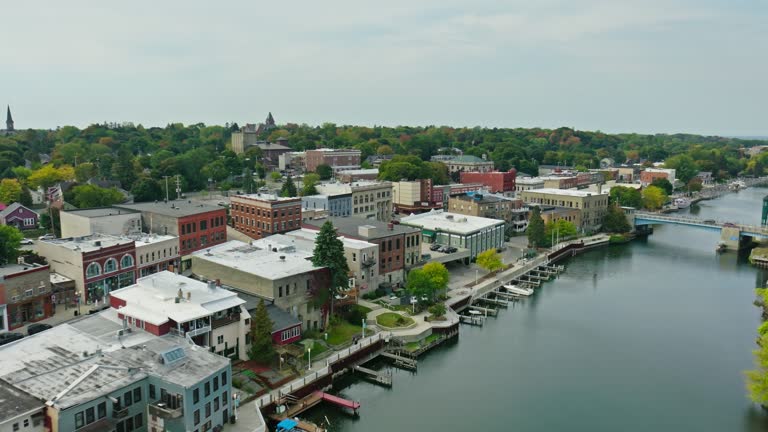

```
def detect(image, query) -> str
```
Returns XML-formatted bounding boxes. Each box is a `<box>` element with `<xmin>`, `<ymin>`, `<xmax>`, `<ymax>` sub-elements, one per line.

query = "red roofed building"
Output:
<box><xmin>460</xmin><ymin>169</ymin><xmax>517</xmax><ymax>193</ymax></box>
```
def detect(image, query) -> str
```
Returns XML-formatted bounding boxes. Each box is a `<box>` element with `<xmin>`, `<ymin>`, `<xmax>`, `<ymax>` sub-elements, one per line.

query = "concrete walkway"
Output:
<box><xmin>223</xmin><ymin>401</ymin><xmax>267</xmax><ymax>432</ymax></box>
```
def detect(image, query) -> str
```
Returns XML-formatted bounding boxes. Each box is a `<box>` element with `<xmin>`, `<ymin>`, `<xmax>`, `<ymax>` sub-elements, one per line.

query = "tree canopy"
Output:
<box><xmin>609</xmin><ymin>186</ymin><xmax>643</xmax><ymax>208</ymax></box>
<box><xmin>0</xmin><ymin>225</ymin><xmax>23</xmax><ymax>266</ymax></box>
<box><xmin>249</xmin><ymin>299</ymin><xmax>275</xmax><ymax>364</ymax></box>
<box><xmin>311</xmin><ymin>221</ymin><xmax>351</xmax><ymax>313</ymax></box>
<box><xmin>544</xmin><ymin>219</ymin><xmax>578</xmax><ymax>246</ymax></box>
<box><xmin>316</xmin><ymin>164</ymin><xmax>333</xmax><ymax>180</ymax></box>
<box><xmin>642</xmin><ymin>185</ymin><xmax>668</xmax><ymax>210</ymax></box>
<box><xmin>280</xmin><ymin>176</ymin><xmax>298</xmax><ymax>198</ymax></box>
<box><xmin>651</xmin><ymin>177</ymin><xmax>674</xmax><ymax>195</ymax></box>
<box><xmin>0</xmin><ymin>178</ymin><xmax>23</xmax><ymax>204</ymax></box>
<box><xmin>406</xmin><ymin>262</ymin><xmax>449</xmax><ymax>304</ymax></box>
<box><xmin>603</xmin><ymin>204</ymin><xmax>631</xmax><ymax>233</ymax></box>
<box><xmin>526</xmin><ymin>206</ymin><xmax>546</xmax><ymax>248</ymax></box>
<box><xmin>67</xmin><ymin>184</ymin><xmax>125</xmax><ymax>208</ymax></box>
<box><xmin>476</xmin><ymin>248</ymin><xmax>504</xmax><ymax>272</ymax></box>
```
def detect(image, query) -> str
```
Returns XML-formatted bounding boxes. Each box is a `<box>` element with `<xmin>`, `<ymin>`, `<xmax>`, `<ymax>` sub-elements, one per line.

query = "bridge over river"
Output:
<box><xmin>633</xmin><ymin>211</ymin><xmax>768</xmax><ymax>250</ymax></box>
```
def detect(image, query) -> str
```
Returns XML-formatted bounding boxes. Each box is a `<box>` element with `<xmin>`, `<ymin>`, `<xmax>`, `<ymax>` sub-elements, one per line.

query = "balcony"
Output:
<box><xmin>186</xmin><ymin>325</ymin><xmax>212</xmax><ymax>338</ymax></box>
<box><xmin>149</xmin><ymin>401</ymin><xmax>184</xmax><ymax>419</ymax></box>
<box><xmin>112</xmin><ymin>407</ymin><xmax>129</xmax><ymax>419</ymax></box>
<box><xmin>361</xmin><ymin>257</ymin><xmax>376</xmax><ymax>268</ymax></box>
<box><xmin>212</xmin><ymin>313</ymin><xmax>240</xmax><ymax>329</ymax></box>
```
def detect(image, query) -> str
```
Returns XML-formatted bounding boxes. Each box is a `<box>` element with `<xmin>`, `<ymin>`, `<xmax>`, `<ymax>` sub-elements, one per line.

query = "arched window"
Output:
<box><xmin>104</xmin><ymin>258</ymin><xmax>118</xmax><ymax>273</ymax></box>
<box><xmin>86</xmin><ymin>262</ymin><xmax>101</xmax><ymax>278</ymax></box>
<box><xmin>121</xmin><ymin>254</ymin><xmax>134</xmax><ymax>269</ymax></box>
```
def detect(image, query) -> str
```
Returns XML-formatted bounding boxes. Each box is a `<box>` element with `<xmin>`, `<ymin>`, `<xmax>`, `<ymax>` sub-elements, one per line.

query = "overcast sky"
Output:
<box><xmin>1</xmin><ymin>0</ymin><xmax>765</xmax><ymax>136</ymax></box>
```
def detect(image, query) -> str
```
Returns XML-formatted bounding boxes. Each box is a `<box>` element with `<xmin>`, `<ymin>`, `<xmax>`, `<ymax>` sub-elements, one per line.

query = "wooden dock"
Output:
<box><xmin>381</xmin><ymin>351</ymin><xmax>418</xmax><ymax>370</ymax></box>
<box><xmin>460</xmin><ymin>314</ymin><xmax>484</xmax><ymax>326</ymax></box>
<box><xmin>269</xmin><ymin>392</ymin><xmax>324</xmax><ymax>421</ymax></box>
<box><xmin>478</xmin><ymin>296</ymin><xmax>508</xmax><ymax>307</ymax></box>
<box><xmin>469</xmin><ymin>305</ymin><xmax>497</xmax><ymax>317</ymax></box>
<box><xmin>493</xmin><ymin>290</ymin><xmax>521</xmax><ymax>300</ymax></box>
<box><xmin>355</xmin><ymin>365</ymin><xmax>393</xmax><ymax>387</ymax></box>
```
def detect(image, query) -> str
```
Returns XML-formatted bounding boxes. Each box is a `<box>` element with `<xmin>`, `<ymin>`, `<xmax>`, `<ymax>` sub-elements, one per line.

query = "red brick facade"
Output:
<box><xmin>460</xmin><ymin>170</ymin><xmax>517</xmax><ymax>193</ymax></box>
<box><xmin>1</xmin><ymin>265</ymin><xmax>54</xmax><ymax>330</ymax></box>
<box><xmin>82</xmin><ymin>241</ymin><xmax>137</xmax><ymax>303</ymax></box>
<box><xmin>231</xmin><ymin>195</ymin><xmax>302</xmax><ymax>240</ymax></box>
<box><xmin>178</xmin><ymin>210</ymin><xmax>227</xmax><ymax>255</ymax></box>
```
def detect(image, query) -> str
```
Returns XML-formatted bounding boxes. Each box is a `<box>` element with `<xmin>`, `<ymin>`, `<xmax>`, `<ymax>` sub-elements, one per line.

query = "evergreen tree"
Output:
<box><xmin>280</xmin><ymin>175</ymin><xmax>298</xmax><ymax>197</ymax></box>
<box><xmin>249</xmin><ymin>299</ymin><xmax>275</xmax><ymax>364</ymax></box>
<box><xmin>602</xmin><ymin>204</ymin><xmax>631</xmax><ymax>233</ymax></box>
<box><xmin>526</xmin><ymin>206</ymin><xmax>546</xmax><ymax>248</ymax></box>
<box><xmin>311</xmin><ymin>221</ymin><xmax>350</xmax><ymax>316</ymax></box>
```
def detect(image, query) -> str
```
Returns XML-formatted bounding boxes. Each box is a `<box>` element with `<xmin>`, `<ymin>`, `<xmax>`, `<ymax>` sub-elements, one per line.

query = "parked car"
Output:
<box><xmin>439</xmin><ymin>246</ymin><xmax>450</xmax><ymax>253</ymax></box>
<box><xmin>20</xmin><ymin>238</ymin><xmax>34</xmax><ymax>245</ymax></box>
<box><xmin>27</xmin><ymin>323</ymin><xmax>52</xmax><ymax>336</ymax></box>
<box><xmin>703</xmin><ymin>219</ymin><xmax>717</xmax><ymax>225</ymax></box>
<box><xmin>38</xmin><ymin>234</ymin><xmax>55</xmax><ymax>240</ymax></box>
<box><xmin>446</xmin><ymin>247</ymin><xmax>458</xmax><ymax>253</ymax></box>
<box><xmin>429</xmin><ymin>244</ymin><xmax>442</xmax><ymax>251</ymax></box>
<box><xmin>217</xmin><ymin>201</ymin><xmax>227</xmax><ymax>207</ymax></box>
<box><xmin>0</xmin><ymin>332</ymin><xmax>24</xmax><ymax>346</ymax></box>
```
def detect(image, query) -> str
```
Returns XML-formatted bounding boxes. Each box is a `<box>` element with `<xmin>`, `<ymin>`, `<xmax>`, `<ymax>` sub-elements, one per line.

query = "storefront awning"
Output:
<box><xmin>422</xmin><ymin>230</ymin><xmax>436</xmax><ymax>237</ymax></box>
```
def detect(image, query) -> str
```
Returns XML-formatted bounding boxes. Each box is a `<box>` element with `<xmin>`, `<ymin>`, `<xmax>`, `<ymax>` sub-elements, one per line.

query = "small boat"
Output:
<box><xmin>503</xmin><ymin>284</ymin><xmax>534</xmax><ymax>296</ymax></box>
<box><xmin>673</xmin><ymin>197</ymin><xmax>691</xmax><ymax>209</ymax></box>
<box><xmin>276</xmin><ymin>418</ymin><xmax>326</xmax><ymax>432</ymax></box>
<box><xmin>729</xmin><ymin>180</ymin><xmax>747</xmax><ymax>191</ymax></box>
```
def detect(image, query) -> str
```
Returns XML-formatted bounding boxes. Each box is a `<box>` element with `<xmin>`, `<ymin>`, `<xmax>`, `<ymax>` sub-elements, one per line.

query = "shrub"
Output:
<box><xmin>428</xmin><ymin>303</ymin><xmax>446</xmax><ymax>317</ymax></box>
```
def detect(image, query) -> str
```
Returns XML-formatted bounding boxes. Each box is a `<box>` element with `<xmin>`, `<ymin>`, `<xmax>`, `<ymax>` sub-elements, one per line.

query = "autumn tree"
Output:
<box><xmin>476</xmin><ymin>248</ymin><xmax>504</xmax><ymax>272</ymax></box>
<box><xmin>0</xmin><ymin>178</ymin><xmax>23</xmax><ymax>204</ymax></box>
<box><xmin>28</xmin><ymin>165</ymin><xmax>75</xmax><ymax>190</ymax></box>
<box><xmin>642</xmin><ymin>185</ymin><xmax>667</xmax><ymax>210</ymax></box>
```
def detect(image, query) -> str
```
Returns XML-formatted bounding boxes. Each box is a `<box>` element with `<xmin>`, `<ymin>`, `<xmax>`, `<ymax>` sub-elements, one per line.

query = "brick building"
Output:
<box><xmin>230</xmin><ymin>193</ymin><xmax>302</xmax><ymax>240</ymax></box>
<box><xmin>520</xmin><ymin>188</ymin><xmax>609</xmax><ymax>233</ymax></box>
<box><xmin>0</xmin><ymin>263</ymin><xmax>53</xmax><ymax>331</ymax></box>
<box><xmin>305</xmin><ymin>149</ymin><xmax>362</xmax><ymax>172</ymax></box>
<box><xmin>640</xmin><ymin>168</ymin><xmax>677</xmax><ymax>186</ymax></box>
<box><xmin>37</xmin><ymin>234</ymin><xmax>137</xmax><ymax>304</ymax></box>
<box><xmin>459</xmin><ymin>169</ymin><xmax>517</xmax><ymax>193</ymax></box>
<box><xmin>114</xmin><ymin>201</ymin><xmax>227</xmax><ymax>258</ymax></box>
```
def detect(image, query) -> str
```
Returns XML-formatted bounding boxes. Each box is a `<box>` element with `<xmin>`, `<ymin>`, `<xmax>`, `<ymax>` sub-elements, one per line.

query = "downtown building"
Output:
<box><xmin>0</xmin><ymin>262</ymin><xmax>53</xmax><ymax>332</ymax></box>
<box><xmin>305</xmin><ymin>148</ymin><xmax>362</xmax><ymax>172</ymax></box>
<box><xmin>459</xmin><ymin>169</ymin><xmax>517</xmax><ymax>194</ymax></box>
<box><xmin>230</xmin><ymin>193</ymin><xmax>302</xmax><ymax>240</ymax></box>
<box><xmin>315</xmin><ymin>181</ymin><xmax>393</xmax><ymax>222</ymax></box>
<box><xmin>520</xmin><ymin>188</ymin><xmax>609</xmax><ymax>233</ymax></box>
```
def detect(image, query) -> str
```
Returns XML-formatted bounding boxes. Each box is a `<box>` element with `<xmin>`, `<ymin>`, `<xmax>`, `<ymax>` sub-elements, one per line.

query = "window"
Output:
<box><xmin>133</xmin><ymin>387</ymin><xmax>141</xmax><ymax>402</ymax></box>
<box><xmin>352</xmin><ymin>253</ymin><xmax>356</xmax><ymax>262</ymax></box>
<box><xmin>200</xmin><ymin>220</ymin><xmax>207</xmax><ymax>230</ymax></box>
<box><xmin>205</xmin><ymin>401</ymin><xmax>211</xmax><ymax>418</ymax></box>
<box><xmin>223</xmin><ymin>391</ymin><xmax>228</xmax><ymax>405</ymax></box>
<box><xmin>12</xmin><ymin>423</ymin><xmax>18</xmax><ymax>432</ymax></box>
<box><xmin>124</xmin><ymin>390</ymin><xmax>133</xmax><ymax>406</ymax></box>
<box><xmin>98</xmin><ymin>402</ymin><xmax>106</xmax><ymax>419</ymax></box>
<box><xmin>217</xmin><ymin>335</ymin><xmax>224</xmax><ymax>344</ymax></box>
<box><xmin>214</xmin><ymin>396</ymin><xmax>220</xmax><ymax>411</ymax></box>
<box><xmin>134</xmin><ymin>413</ymin><xmax>143</xmax><ymax>428</ymax></box>
<box><xmin>286</xmin><ymin>285</ymin><xmax>290</xmax><ymax>296</ymax></box>
<box><xmin>86</xmin><ymin>262</ymin><xmax>101</xmax><ymax>278</ymax></box>
<box><xmin>121</xmin><ymin>255</ymin><xmax>134</xmax><ymax>269</ymax></box>
<box><xmin>86</xmin><ymin>407</ymin><xmax>95</xmax><ymax>424</ymax></box>
<box><xmin>149</xmin><ymin>384</ymin><xmax>156</xmax><ymax>399</ymax></box>
<box><xmin>221</xmin><ymin>371</ymin><xmax>227</xmax><ymax>386</ymax></box>
<box><xmin>205</xmin><ymin>381</ymin><xmax>211</xmax><ymax>397</ymax></box>
<box><xmin>278</xmin><ymin>286</ymin><xmax>283</xmax><ymax>297</ymax></box>
<box><xmin>214</xmin><ymin>376</ymin><xmax>219</xmax><ymax>391</ymax></box>
<box><xmin>194</xmin><ymin>409</ymin><xmax>200</xmax><ymax>425</ymax></box>
<box><xmin>75</xmin><ymin>412</ymin><xmax>84</xmax><ymax>428</ymax></box>
<box><xmin>193</xmin><ymin>388</ymin><xmax>200</xmax><ymax>404</ymax></box>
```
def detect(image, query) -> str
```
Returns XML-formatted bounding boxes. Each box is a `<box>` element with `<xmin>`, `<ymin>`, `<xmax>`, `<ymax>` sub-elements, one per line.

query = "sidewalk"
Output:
<box><xmin>12</xmin><ymin>303</ymin><xmax>84</xmax><ymax>335</ymax></box>
<box><xmin>222</xmin><ymin>401</ymin><xmax>267</xmax><ymax>432</ymax></box>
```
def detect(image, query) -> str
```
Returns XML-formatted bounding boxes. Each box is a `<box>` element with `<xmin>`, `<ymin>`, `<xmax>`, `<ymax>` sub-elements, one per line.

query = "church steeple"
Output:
<box><xmin>265</xmin><ymin>112</ymin><xmax>275</xmax><ymax>128</ymax></box>
<box><xmin>6</xmin><ymin>106</ymin><xmax>13</xmax><ymax>131</ymax></box>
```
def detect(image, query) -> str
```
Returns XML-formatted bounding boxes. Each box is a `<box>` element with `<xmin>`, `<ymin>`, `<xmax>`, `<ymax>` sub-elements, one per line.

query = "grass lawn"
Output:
<box><xmin>405</xmin><ymin>342</ymin><xmax>420</xmax><ymax>352</ymax></box>
<box><xmin>376</xmin><ymin>312</ymin><xmax>415</xmax><ymax>328</ymax></box>
<box><xmin>304</xmin><ymin>341</ymin><xmax>328</xmax><ymax>360</ymax></box>
<box><xmin>352</xmin><ymin>304</ymin><xmax>372</xmax><ymax>315</ymax></box>
<box><xmin>425</xmin><ymin>334</ymin><xmax>440</xmax><ymax>344</ymax></box>
<box><xmin>326</xmin><ymin>322</ymin><xmax>362</xmax><ymax>345</ymax></box>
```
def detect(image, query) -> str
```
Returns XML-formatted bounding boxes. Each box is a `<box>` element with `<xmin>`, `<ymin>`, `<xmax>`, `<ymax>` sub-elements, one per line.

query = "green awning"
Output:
<box><xmin>422</xmin><ymin>229</ymin><xmax>436</xmax><ymax>237</ymax></box>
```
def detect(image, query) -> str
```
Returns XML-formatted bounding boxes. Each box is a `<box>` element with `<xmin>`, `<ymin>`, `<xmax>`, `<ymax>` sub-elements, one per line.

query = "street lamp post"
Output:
<box><xmin>362</xmin><ymin>318</ymin><xmax>366</xmax><ymax>338</ymax></box>
<box><xmin>307</xmin><ymin>347</ymin><xmax>312</xmax><ymax>370</ymax></box>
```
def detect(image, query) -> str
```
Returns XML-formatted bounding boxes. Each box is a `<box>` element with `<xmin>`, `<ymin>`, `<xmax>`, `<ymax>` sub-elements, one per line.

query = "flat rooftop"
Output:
<box><xmin>62</xmin><ymin>207</ymin><xmax>139</xmax><ymax>218</ymax></box>
<box><xmin>232</xmin><ymin>193</ymin><xmax>300</xmax><ymax>202</ymax></box>
<box><xmin>316</xmin><ymin>180</ymin><xmax>391</xmax><ymax>195</ymax></box>
<box><xmin>337</xmin><ymin>168</ymin><xmax>379</xmax><ymax>175</ymax></box>
<box><xmin>110</xmin><ymin>271</ymin><xmax>245</xmax><ymax>325</ymax></box>
<box><xmin>115</xmin><ymin>200</ymin><xmax>223</xmax><ymax>218</ymax></box>
<box><xmin>0</xmin><ymin>310</ymin><xmax>228</xmax><ymax>409</ymax></box>
<box><xmin>0</xmin><ymin>263</ymin><xmax>47</xmax><ymax>278</ymax></box>
<box><xmin>283</xmin><ymin>228</ymin><xmax>377</xmax><ymax>250</ymax></box>
<box><xmin>191</xmin><ymin>240</ymin><xmax>319</xmax><ymax>280</ymax></box>
<box><xmin>303</xmin><ymin>217</ymin><xmax>419</xmax><ymax>239</ymax></box>
<box><xmin>131</xmin><ymin>234</ymin><xmax>178</xmax><ymax>247</ymax></box>
<box><xmin>40</xmin><ymin>233</ymin><xmax>133</xmax><ymax>252</ymax></box>
<box><xmin>0</xmin><ymin>381</ymin><xmax>43</xmax><ymax>423</ymax></box>
<box><xmin>522</xmin><ymin>188</ymin><xmax>608</xmax><ymax>197</ymax></box>
<box><xmin>400</xmin><ymin>210</ymin><xmax>504</xmax><ymax>234</ymax></box>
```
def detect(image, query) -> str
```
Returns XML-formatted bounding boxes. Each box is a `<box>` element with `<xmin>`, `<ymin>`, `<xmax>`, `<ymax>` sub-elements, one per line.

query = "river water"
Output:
<box><xmin>305</xmin><ymin>187</ymin><xmax>768</xmax><ymax>432</ymax></box>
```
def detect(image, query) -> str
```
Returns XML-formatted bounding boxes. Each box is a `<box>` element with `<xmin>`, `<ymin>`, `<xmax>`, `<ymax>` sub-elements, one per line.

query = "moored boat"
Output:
<box><xmin>673</xmin><ymin>197</ymin><xmax>691</xmax><ymax>209</ymax></box>
<box><xmin>503</xmin><ymin>284</ymin><xmax>534</xmax><ymax>296</ymax></box>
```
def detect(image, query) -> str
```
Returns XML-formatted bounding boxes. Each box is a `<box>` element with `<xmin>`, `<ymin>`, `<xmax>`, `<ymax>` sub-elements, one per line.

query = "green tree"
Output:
<box><xmin>131</xmin><ymin>177</ymin><xmax>163</xmax><ymax>202</ymax></box>
<box><xmin>642</xmin><ymin>185</ymin><xmax>667</xmax><ymax>210</ymax></box>
<box><xmin>0</xmin><ymin>225</ymin><xmax>23</xmax><ymax>266</ymax></box>
<box><xmin>280</xmin><ymin>176</ymin><xmax>298</xmax><ymax>197</ymax></box>
<box><xmin>301</xmin><ymin>173</ymin><xmax>320</xmax><ymax>196</ymax></box>
<box><xmin>377</xmin><ymin>145</ymin><xmax>394</xmax><ymax>155</ymax></box>
<box><xmin>311</xmin><ymin>221</ymin><xmax>351</xmax><ymax>316</ymax></box>
<box><xmin>603</xmin><ymin>204</ymin><xmax>631</xmax><ymax>233</ymax></box>
<box><xmin>544</xmin><ymin>219</ymin><xmax>578</xmax><ymax>245</ymax></box>
<box><xmin>476</xmin><ymin>248</ymin><xmax>504</xmax><ymax>272</ymax></box>
<box><xmin>0</xmin><ymin>178</ymin><xmax>23</xmax><ymax>204</ymax></box>
<box><xmin>249</xmin><ymin>299</ymin><xmax>275</xmax><ymax>364</ymax></box>
<box><xmin>421</xmin><ymin>262</ymin><xmax>449</xmax><ymax>297</ymax></box>
<box><xmin>242</xmin><ymin>169</ymin><xmax>256</xmax><ymax>194</ymax></box>
<box><xmin>405</xmin><ymin>268</ymin><xmax>434</xmax><ymax>304</ymax></box>
<box><xmin>609</xmin><ymin>186</ymin><xmax>642</xmax><ymax>208</ymax></box>
<box><xmin>19</xmin><ymin>187</ymin><xmax>33</xmax><ymax>207</ymax></box>
<box><xmin>269</xmin><ymin>171</ymin><xmax>281</xmax><ymax>182</ymax></box>
<box><xmin>428</xmin><ymin>303</ymin><xmax>446</xmax><ymax>318</ymax></box>
<box><xmin>664</xmin><ymin>154</ymin><xmax>698</xmax><ymax>184</ymax></box>
<box><xmin>651</xmin><ymin>177</ymin><xmax>673</xmax><ymax>195</ymax></box>
<box><xmin>27</xmin><ymin>165</ymin><xmax>75</xmax><ymax>190</ymax></box>
<box><xmin>74</xmin><ymin>162</ymin><xmax>97</xmax><ymax>183</ymax></box>
<box><xmin>70</xmin><ymin>184</ymin><xmax>125</xmax><ymax>208</ymax></box>
<box><xmin>11</xmin><ymin>166</ymin><xmax>32</xmax><ymax>182</ymax></box>
<box><xmin>316</xmin><ymin>164</ymin><xmax>333</xmax><ymax>180</ymax></box>
<box><xmin>687</xmin><ymin>177</ymin><xmax>703</xmax><ymax>192</ymax></box>
<box><xmin>39</xmin><ymin>207</ymin><xmax>61</xmax><ymax>237</ymax></box>
<box><xmin>526</xmin><ymin>206</ymin><xmax>546</xmax><ymax>248</ymax></box>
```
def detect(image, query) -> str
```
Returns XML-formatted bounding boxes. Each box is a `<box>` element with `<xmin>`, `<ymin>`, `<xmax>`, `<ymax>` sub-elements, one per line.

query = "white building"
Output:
<box><xmin>315</xmin><ymin>180</ymin><xmax>393</xmax><ymax>222</ymax></box>
<box><xmin>515</xmin><ymin>177</ymin><xmax>544</xmax><ymax>193</ymax></box>
<box><xmin>400</xmin><ymin>210</ymin><xmax>505</xmax><ymax>259</ymax></box>
<box><xmin>110</xmin><ymin>271</ymin><xmax>250</xmax><ymax>360</ymax></box>
<box><xmin>134</xmin><ymin>234</ymin><xmax>180</xmax><ymax>277</ymax></box>
<box><xmin>60</xmin><ymin>207</ymin><xmax>142</xmax><ymax>238</ymax></box>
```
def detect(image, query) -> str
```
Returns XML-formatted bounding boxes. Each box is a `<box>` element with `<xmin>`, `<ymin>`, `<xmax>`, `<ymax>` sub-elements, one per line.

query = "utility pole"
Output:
<box><xmin>175</xmin><ymin>175</ymin><xmax>182</xmax><ymax>200</ymax></box>
<box><xmin>163</xmin><ymin>176</ymin><xmax>170</xmax><ymax>202</ymax></box>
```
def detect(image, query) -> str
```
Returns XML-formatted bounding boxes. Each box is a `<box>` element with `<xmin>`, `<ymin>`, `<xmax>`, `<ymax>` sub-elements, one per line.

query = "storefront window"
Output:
<box><xmin>104</xmin><ymin>258</ymin><xmax>118</xmax><ymax>273</ymax></box>
<box><xmin>118</xmin><ymin>272</ymin><xmax>135</xmax><ymax>288</ymax></box>
<box><xmin>121</xmin><ymin>255</ymin><xmax>134</xmax><ymax>269</ymax></box>
<box><xmin>86</xmin><ymin>262</ymin><xmax>101</xmax><ymax>278</ymax></box>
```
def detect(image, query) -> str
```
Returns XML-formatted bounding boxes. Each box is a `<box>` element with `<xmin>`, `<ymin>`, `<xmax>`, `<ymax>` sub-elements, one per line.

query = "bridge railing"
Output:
<box><xmin>635</xmin><ymin>212</ymin><xmax>768</xmax><ymax>235</ymax></box>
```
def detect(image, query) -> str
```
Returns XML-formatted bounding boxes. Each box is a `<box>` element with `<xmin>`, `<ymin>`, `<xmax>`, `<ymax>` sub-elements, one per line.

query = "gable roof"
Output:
<box><xmin>0</xmin><ymin>203</ymin><xmax>37</xmax><ymax>219</ymax></box>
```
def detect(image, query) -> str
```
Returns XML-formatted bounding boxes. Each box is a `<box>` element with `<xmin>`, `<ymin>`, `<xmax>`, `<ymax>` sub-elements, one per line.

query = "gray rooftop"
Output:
<box><xmin>233</xmin><ymin>289</ymin><xmax>301</xmax><ymax>331</ymax></box>
<box><xmin>62</xmin><ymin>207</ymin><xmax>139</xmax><ymax>218</ymax></box>
<box><xmin>115</xmin><ymin>200</ymin><xmax>224</xmax><ymax>218</ymax></box>
<box><xmin>303</xmin><ymin>217</ymin><xmax>419</xmax><ymax>240</ymax></box>
<box><xmin>0</xmin><ymin>203</ymin><xmax>37</xmax><ymax>219</ymax></box>
<box><xmin>0</xmin><ymin>381</ymin><xmax>43</xmax><ymax>424</ymax></box>
<box><xmin>0</xmin><ymin>263</ymin><xmax>47</xmax><ymax>278</ymax></box>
